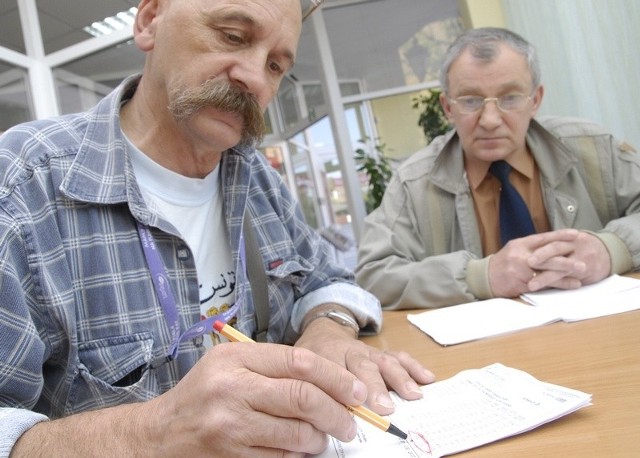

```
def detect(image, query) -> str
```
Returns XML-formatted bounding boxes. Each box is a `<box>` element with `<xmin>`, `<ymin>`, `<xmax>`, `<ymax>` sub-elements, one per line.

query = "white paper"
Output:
<box><xmin>313</xmin><ymin>364</ymin><xmax>591</xmax><ymax>458</ymax></box>
<box><xmin>407</xmin><ymin>298</ymin><xmax>559</xmax><ymax>346</ymax></box>
<box><xmin>409</xmin><ymin>275</ymin><xmax>640</xmax><ymax>346</ymax></box>
<box><xmin>521</xmin><ymin>274</ymin><xmax>640</xmax><ymax>321</ymax></box>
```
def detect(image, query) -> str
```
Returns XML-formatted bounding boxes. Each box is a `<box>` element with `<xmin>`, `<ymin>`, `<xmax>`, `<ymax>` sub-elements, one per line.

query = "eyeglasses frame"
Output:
<box><xmin>448</xmin><ymin>93</ymin><xmax>534</xmax><ymax>114</ymax></box>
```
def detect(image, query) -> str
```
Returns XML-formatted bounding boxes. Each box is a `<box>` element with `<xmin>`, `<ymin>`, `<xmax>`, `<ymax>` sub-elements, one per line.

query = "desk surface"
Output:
<box><xmin>361</xmin><ymin>277</ymin><xmax>640</xmax><ymax>457</ymax></box>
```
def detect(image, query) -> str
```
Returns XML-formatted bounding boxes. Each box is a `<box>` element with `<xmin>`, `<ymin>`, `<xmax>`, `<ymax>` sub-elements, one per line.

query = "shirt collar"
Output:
<box><xmin>467</xmin><ymin>147</ymin><xmax>535</xmax><ymax>190</ymax></box>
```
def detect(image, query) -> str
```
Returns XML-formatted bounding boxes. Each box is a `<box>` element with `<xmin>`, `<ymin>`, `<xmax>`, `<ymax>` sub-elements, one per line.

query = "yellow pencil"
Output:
<box><xmin>212</xmin><ymin>320</ymin><xmax>408</xmax><ymax>440</ymax></box>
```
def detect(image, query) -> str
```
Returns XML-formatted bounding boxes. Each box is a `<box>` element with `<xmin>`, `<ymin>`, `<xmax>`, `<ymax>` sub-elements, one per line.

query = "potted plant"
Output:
<box><xmin>412</xmin><ymin>88</ymin><xmax>451</xmax><ymax>144</ymax></box>
<box><xmin>354</xmin><ymin>137</ymin><xmax>394</xmax><ymax>213</ymax></box>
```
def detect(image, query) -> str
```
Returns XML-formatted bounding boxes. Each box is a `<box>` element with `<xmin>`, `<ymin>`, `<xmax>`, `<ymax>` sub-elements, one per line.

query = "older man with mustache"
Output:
<box><xmin>0</xmin><ymin>1</ymin><xmax>434</xmax><ymax>456</ymax></box>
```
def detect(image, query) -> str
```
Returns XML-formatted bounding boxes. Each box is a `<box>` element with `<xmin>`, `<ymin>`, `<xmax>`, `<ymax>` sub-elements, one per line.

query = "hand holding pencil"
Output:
<box><xmin>213</xmin><ymin>320</ymin><xmax>408</xmax><ymax>440</ymax></box>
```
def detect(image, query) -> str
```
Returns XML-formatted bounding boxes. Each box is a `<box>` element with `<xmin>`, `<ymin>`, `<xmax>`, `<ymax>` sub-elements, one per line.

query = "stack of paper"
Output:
<box><xmin>315</xmin><ymin>364</ymin><xmax>592</xmax><ymax>458</ymax></box>
<box><xmin>521</xmin><ymin>274</ymin><xmax>640</xmax><ymax>321</ymax></box>
<box><xmin>408</xmin><ymin>274</ymin><xmax>640</xmax><ymax>346</ymax></box>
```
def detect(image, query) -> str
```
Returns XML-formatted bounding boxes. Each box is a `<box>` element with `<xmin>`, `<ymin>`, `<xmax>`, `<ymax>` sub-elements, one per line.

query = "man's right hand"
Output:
<box><xmin>488</xmin><ymin>228</ymin><xmax>589</xmax><ymax>298</ymax></box>
<box><xmin>12</xmin><ymin>343</ymin><xmax>367</xmax><ymax>457</ymax></box>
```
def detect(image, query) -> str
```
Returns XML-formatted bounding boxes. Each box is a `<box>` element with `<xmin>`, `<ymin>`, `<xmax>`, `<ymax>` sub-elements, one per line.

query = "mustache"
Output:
<box><xmin>168</xmin><ymin>79</ymin><xmax>266</xmax><ymax>146</ymax></box>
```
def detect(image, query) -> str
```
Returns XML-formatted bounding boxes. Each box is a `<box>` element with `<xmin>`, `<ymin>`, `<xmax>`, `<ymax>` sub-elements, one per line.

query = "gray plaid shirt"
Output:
<box><xmin>0</xmin><ymin>75</ymin><xmax>381</xmax><ymax>454</ymax></box>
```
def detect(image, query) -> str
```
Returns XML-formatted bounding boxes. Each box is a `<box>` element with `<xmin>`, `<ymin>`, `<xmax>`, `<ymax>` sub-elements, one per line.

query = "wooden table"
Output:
<box><xmin>361</xmin><ymin>277</ymin><xmax>640</xmax><ymax>457</ymax></box>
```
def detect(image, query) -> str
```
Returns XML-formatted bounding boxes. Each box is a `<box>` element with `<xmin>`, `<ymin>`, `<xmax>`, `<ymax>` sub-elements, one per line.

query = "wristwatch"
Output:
<box><xmin>301</xmin><ymin>309</ymin><xmax>360</xmax><ymax>336</ymax></box>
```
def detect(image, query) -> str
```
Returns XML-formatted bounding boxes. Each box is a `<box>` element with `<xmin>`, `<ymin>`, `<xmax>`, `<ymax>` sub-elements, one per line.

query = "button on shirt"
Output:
<box><xmin>467</xmin><ymin>150</ymin><xmax>551</xmax><ymax>255</ymax></box>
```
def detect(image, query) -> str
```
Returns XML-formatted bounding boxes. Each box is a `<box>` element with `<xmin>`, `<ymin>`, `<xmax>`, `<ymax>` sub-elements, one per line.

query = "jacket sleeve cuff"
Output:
<box><xmin>590</xmin><ymin>231</ymin><xmax>633</xmax><ymax>275</ymax></box>
<box><xmin>0</xmin><ymin>408</ymin><xmax>48</xmax><ymax>457</ymax></box>
<box><xmin>466</xmin><ymin>256</ymin><xmax>494</xmax><ymax>300</ymax></box>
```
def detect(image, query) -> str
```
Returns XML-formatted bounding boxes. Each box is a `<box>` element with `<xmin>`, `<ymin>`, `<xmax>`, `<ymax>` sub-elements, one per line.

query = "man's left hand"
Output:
<box><xmin>295</xmin><ymin>313</ymin><xmax>435</xmax><ymax>416</ymax></box>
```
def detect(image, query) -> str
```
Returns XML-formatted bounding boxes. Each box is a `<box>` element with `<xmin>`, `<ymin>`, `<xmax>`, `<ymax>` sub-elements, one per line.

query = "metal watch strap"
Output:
<box><xmin>301</xmin><ymin>310</ymin><xmax>360</xmax><ymax>336</ymax></box>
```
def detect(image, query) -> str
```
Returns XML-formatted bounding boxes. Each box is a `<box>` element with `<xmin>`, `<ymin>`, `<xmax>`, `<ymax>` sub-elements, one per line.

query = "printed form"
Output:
<box><xmin>313</xmin><ymin>364</ymin><xmax>591</xmax><ymax>458</ymax></box>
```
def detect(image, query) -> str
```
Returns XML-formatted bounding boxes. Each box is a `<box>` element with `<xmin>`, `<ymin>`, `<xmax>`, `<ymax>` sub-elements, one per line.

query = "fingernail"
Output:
<box><xmin>375</xmin><ymin>393</ymin><xmax>395</xmax><ymax>409</ymax></box>
<box><xmin>423</xmin><ymin>369</ymin><xmax>436</xmax><ymax>383</ymax></box>
<box><xmin>352</xmin><ymin>380</ymin><xmax>367</xmax><ymax>403</ymax></box>
<box><xmin>405</xmin><ymin>380</ymin><xmax>422</xmax><ymax>396</ymax></box>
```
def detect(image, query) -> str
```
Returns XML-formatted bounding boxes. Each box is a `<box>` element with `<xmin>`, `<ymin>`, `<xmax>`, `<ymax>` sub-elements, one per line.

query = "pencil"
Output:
<box><xmin>212</xmin><ymin>320</ymin><xmax>408</xmax><ymax>440</ymax></box>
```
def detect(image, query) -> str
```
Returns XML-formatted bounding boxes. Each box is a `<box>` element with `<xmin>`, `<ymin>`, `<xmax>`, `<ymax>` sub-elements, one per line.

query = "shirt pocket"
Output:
<box><xmin>66</xmin><ymin>332</ymin><xmax>158</xmax><ymax>416</ymax></box>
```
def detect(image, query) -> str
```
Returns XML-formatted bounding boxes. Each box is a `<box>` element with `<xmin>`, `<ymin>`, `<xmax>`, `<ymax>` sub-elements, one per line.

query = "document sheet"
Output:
<box><xmin>520</xmin><ymin>273</ymin><xmax>640</xmax><ymax>321</ymax></box>
<box><xmin>408</xmin><ymin>274</ymin><xmax>640</xmax><ymax>345</ymax></box>
<box><xmin>313</xmin><ymin>364</ymin><xmax>591</xmax><ymax>458</ymax></box>
<box><xmin>407</xmin><ymin>298</ymin><xmax>557</xmax><ymax>345</ymax></box>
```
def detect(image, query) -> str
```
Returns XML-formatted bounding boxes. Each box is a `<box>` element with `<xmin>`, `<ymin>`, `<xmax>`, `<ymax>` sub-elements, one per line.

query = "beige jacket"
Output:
<box><xmin>356</xmin><ymin>116</ymin><xmax>639</xmax><ymax>309</ymax></box>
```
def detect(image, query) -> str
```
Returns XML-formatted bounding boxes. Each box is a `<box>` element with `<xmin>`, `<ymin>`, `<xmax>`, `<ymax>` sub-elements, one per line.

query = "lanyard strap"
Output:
<box><xmin>243</xmin><ymin>211</ymin><xmax>270</xmax><ymax>342</ymax></box>
<box><xmin>136</xmin><ymin>222</ymin><xmax>245</xmax><ymax>361</ymax></box>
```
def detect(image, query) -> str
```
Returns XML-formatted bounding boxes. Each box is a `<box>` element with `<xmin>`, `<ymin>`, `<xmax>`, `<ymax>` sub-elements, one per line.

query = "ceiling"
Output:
<box><xmin>1</xmin><ymin>0</ymin><xmax>459</xmax><ymax>96</ymax></box>
<box><xmin>0</xmin><ymin>0</ymin><xmax>384</xmax><ymax>87</ymax></box>
<box><xmin>0</xmin><ymin>0</ymin><xmax>139</xmax><ymax>55</ymax></box>
<box><xmin>0</xmin><ymin>0</ymin><xmax>376</xmax><ymax>55</ymax></box>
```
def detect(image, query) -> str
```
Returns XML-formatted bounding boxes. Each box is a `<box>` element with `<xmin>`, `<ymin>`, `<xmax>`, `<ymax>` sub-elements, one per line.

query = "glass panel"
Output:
<box><xmin>302</xmin><ymin>83</ymin><xmax>324</xmax><ymax>114</ymax></box>
<box><xmin>288</xmin><ymin>133</ymin><xmax>321</xmax><ymax>229</ymax></box>
<box><xmin>287</xmin><ymin>118</ymin><xmax>361</xmax><ymax>269</ymax></box>
<box><xmin>261</xmin><ymin>145</ymin><xmax>287</xmax><ymax>179</ymax></box>
<box><xmin>309</xmin><ymin>117</ymin><xmax>348</xmax><ymax>225</ymax></box>
<box><xmin>302</xmin><ymin>81</ymin><xmax>361</xmax><ymax>115</ymax></box>
<box><xmin>277</xmin><ymin>76</ymin><xmax>303</xmax><ymax>130</ymax></box>
<box><xmin>54</xmin><ymin>40</ymin><xmax>144</xmax><ymax>114</ymax></box>
<box><xmin>271</xmin><ymin>14</ymin><xmax>325</xmax><ymax>131</ymax></box>
<box><xmin>0</xmin><ymin>0</ymin><xmax>24</xmax><ymax>53</ymax></box>
<box><xmin>368</xmin><ymin>89</ymin><xmax>443</xmax><ymax>161</ymax></box>
<box><xmin>0</xmin><ymin>64</ymin><xmax>32</xmax><ymax>131</ymax></box>
<box><xmin>53</xmin><ymin>68</ymin><xmax>113</xmax><ymax>114</ymax></box>
<box><xmin>263</xmin><ymin>106</ymin><xmax>274</xmax><ymax>136</ymax></box>
<box><xmin>314</xmin><ymin>0</ymin><xmax>462</xmax><ymax>95</ymax></box>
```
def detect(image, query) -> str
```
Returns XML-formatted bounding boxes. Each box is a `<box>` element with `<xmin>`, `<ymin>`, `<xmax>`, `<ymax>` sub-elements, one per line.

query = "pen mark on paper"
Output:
<box><xmin>408</xmin><ymin>430</ymin><xmax>432</xmax><ymax>456</ymax></box>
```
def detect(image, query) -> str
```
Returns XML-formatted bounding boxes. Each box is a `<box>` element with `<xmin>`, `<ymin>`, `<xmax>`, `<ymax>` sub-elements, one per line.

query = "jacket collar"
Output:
<box><xmin>429</xmin><ymin>118</ymin><xmax>578</xmax><ymax>194</ymax></box>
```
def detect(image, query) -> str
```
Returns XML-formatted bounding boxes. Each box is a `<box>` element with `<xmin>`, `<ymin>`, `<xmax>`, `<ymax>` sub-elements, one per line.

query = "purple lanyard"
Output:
<box><xmin>136</xmin><ymin>221</ymin><xmax>247</xmax><ymax>361</ymax></box>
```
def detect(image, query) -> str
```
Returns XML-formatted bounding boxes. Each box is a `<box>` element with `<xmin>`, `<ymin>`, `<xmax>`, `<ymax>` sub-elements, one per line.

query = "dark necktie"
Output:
<box><xmin>489</xmin><ymin>160</ymin><xmax>536</xmax><ymax>246</ymax></box>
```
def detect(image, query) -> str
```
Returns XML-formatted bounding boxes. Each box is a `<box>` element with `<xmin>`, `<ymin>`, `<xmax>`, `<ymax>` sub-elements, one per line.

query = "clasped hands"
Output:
<box><xmin>488</xmin><ymin>228</ymin><xmax>611</xmax><ymax>298</ymax></box>
<box><xmin>142</xmin><ymin>315</ymin><xmax>434</xmax><ymax>458</ymax></box>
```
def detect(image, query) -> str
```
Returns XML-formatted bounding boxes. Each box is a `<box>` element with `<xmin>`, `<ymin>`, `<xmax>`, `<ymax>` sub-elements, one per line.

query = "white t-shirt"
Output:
<box><xmin>128</xmin><ymin>142</ymin><xmax>234</xmax><ymax>348</ymax></box>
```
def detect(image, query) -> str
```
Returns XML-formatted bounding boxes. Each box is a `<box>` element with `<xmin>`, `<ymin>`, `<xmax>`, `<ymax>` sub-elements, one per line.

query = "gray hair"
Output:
<box><xmin>439</xmin><ymin>27</ymin><xmax>541</xmax><ymax>95</ymax></box>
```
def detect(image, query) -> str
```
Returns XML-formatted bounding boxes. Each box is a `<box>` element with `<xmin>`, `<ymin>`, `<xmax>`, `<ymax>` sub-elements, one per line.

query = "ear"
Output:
<box><xmin>530</xmin><ymin>84</ymin><xmax>544</xmax><ymax>116</ymax></box>
<box><xmin>440</xmin><ymin>92</ymin><xmax>455</xmax><ymax>123</ymax></box>
<box><xmin>133</xmin><ymin>0</ymin><xmax>160</xmax><ymax>52</ymax></box>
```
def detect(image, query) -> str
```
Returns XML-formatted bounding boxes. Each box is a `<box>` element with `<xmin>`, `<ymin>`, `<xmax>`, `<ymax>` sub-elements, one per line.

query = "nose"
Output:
<box><xmin>228</xmin><ymin>52</ymin><xmax>275</xmax><ymax>109</ymax></box>
<box><xmin>477</xmin><ymin>98</ymin><xmax>503</xmax><ymax>129</ymax></box>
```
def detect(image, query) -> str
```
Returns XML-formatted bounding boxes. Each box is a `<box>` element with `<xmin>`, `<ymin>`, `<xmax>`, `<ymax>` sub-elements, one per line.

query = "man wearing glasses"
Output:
<box><xmin>0</xmin><ymin>0</ymin><xmax>437</xmax><ymax>456</ymax></box>
<box><xmin>357</xmin><ymin>27</ymin><xmax>640</xmax><ymax>310</ymax></box>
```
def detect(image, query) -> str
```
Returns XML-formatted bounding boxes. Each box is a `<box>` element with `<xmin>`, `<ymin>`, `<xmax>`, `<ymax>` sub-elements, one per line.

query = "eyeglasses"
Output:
<box><xmin>302</xmin><ymin>0</ymin><xmax>324</xmax><ymax>22</ymax></box>
<box><xmin>449</xmin><ymin>94</ymin><xmax>532</xmax><ymax>114</ymax></box>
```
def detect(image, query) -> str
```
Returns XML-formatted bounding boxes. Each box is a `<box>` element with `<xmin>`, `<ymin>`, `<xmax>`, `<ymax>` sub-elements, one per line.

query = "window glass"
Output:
<box><xmin>277</xmin><ymin>76</ymin><xmax>303</xmax><ymax>131</ymax></box>
<box><xmin>0</xmin><ymin>63</ymin><xmax>32</xmax><ymax>131</ymax></box>
<box><xmin>54</xmin><ymin>40</ymin><xmax>143</xmax><ymax>114</ymax></box>
<box><xmin>305</xmin><ymin>0</ymin><xmax>462</xmax><ymax>96</ymax></box>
